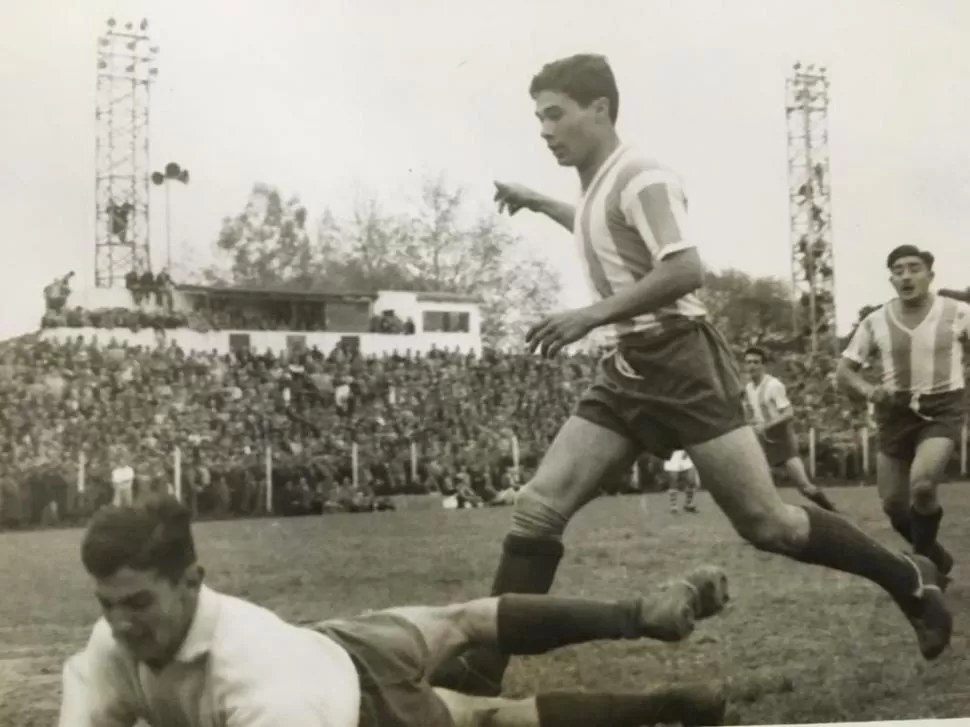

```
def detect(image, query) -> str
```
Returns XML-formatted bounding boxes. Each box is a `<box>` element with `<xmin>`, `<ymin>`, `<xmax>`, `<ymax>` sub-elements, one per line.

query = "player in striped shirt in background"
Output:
<box><xmin>742</xmin><ymin>347</ymin><xmax>838</xmax><ymax>512</ymax></box>
<box><xmin>837</xmin><ymin>245</ymin><xmax>967</xmax><ymax>587</ymax></box>
<box><xmin>431</xmin><ymin>54</ymin><xmax>951</xmax><ymax>697</ymax></box>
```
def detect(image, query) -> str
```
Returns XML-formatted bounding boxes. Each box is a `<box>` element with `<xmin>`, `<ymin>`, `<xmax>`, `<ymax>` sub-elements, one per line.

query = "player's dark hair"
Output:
<box><xmin>886</xmin><ymin>244</ymin><xmax>934</xmax><ymax>271</ymax></box>
<box><xmin>744</xmin><ymin>346</ymin><xmax>767</xmax><ymax>362</ymax></box>
<box><xmin>81</xmin><ymin>494</ymin><xmax>196</xmax><ymax>583</ymax></box>
<box><xmin>530</xmin><ymin>54</ymin><xmax>619</xmax><ymax>124</ymax></box>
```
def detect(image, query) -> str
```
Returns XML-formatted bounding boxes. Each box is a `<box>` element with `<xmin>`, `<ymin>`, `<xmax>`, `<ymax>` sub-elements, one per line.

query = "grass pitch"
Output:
<box><xmin>1</xmin><ymin>484</ymin><xmax>968</xmax><ymax>726</ymax></box>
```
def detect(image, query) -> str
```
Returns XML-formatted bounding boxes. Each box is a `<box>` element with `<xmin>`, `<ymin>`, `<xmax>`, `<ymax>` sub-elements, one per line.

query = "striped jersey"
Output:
<box><xmin>842</xmin><ymin>295</ymin><xmax>970</xmax><ymax>395</ymax></box>
<box><xmin>744</xmin><ymin>374</ymin><xmax>791</xmax><ymax>425</ymax></box>
<box><xmin>573</xmin><ymin>144</ymin><xmax>706</xmax><ymax>343</ymax></box>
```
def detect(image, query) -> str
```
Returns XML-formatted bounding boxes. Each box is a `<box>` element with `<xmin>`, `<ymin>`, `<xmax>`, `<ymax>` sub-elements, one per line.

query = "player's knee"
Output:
<box><xmin>510</xmin><ymin>487</ymin><xmax>569</xmax><ymax>539</ymax></box>
<box><xmin>446</xmin><ymin>598</ymin><xmax>496</xmax><ymax>647</ymax></box>
<box><xmin>732</xmin><ymin>506</ymin><xmax>804</xmax><ymax>553</ymax></box>
<box><xmin>910</xmin><ymin>475</ymin><xmax>937</xmax><ymax>508</ymax></box>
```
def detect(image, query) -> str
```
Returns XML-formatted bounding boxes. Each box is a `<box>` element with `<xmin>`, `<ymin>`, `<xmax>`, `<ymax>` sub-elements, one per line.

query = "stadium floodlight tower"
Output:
<box><xmin>94</xmin><ymin>18</ymin><xmax>159</xmax><ymax>288</ymax></box>
<box><xmin>785</xmin><ymin>62</ymin><xmax>838</xmax><ymax>358</ymax></box>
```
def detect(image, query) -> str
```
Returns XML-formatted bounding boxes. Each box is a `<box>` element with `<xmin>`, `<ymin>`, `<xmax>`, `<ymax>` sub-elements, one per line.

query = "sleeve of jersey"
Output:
<box><xmin>57</xmin><ymin>638</ymin><xmax>137</xmax><ymax>727</ymax></box>
<box><xmin>620</xmin><ymin>170</ymin><xmax>693</xmax><ymax>261</ymax></box>
<box><xmin>769</xmin><ymin>380</ymin><xmax>792</xmax><ymax>410</ymax></box>
<box><xmin>841</xmin><ymin>318</ymin><xmax>873</xmax><ymax>364</ymax></box>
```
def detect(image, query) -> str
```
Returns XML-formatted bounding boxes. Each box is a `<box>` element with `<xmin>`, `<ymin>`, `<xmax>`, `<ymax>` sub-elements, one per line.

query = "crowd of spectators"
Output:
<box><xmin>0</xmin><ymin>330</ymin><xmax>892</xmax><ymax>530</ymax></box>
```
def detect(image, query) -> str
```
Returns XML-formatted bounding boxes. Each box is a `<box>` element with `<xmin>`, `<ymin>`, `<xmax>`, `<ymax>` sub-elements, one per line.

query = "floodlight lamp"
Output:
<box><xmin>140</xmin><ymin>19</ymin><xmax>148</xmax><ymax>30</ymax></box>
<box><xmin>164</xmin><ymin>162</ymin><xmax>182</xmax><ymax>178</ymax></box>
<box><xmin>107</xmin><ymin>18</ymin><xmax>116</xmax><ymax>27</ymax></box>
<box><xmin>150</xmin><ymin>68</ymin><xmax>159</xmax><ymax>76</ymax></box>
<box><xmin>152</xmin><ymin>172</ymin><xmax>165</xmax><ymax>185</ymax></box>
<box><xmin>126</xmin><ymin>65</ymin><xmax>135</xmax><ymax>72</ymax></box>
<box><xmin>125</xmin><ymin>22</ymin><xmax>133</xmax><ymax>30</ymax></box>
<box><xmin>98</xmin><ymin>60</ymin><xmax>107</xmax><ymax>69</ymax></box>
<box><xmin>179</xmin><ymin>170</ymin><xmax>190</xmax><ymax>184</ymax></box>
<box><xmin>126</xmin><ymin>41</ymin><xmax>135</xmax><ymax>50</ymax></box>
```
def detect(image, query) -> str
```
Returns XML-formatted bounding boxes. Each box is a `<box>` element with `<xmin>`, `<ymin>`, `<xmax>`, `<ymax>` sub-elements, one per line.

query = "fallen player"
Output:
<box><xmin>59</xmin><ymin>495</ymin><xmax>731</xmax><ymax>727</ymax></box>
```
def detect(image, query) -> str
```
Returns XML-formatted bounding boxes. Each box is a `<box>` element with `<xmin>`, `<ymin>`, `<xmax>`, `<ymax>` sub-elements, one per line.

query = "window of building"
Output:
<box><xmin>423</xmin><ymin>310</ymin><xmax>471</xmax><ymax>333</ymax></box>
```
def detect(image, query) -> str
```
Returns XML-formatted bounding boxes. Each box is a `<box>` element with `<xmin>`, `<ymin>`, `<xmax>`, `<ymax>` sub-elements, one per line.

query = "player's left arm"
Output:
<box><xmin>582</xmin><ymin>174</ymin><xmax>703</xmax><ymax>328</ymax></box>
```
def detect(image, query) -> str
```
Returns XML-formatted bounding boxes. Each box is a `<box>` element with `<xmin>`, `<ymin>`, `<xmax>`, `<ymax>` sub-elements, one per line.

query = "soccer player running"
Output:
<box><xmin>836</xmin><ymin>245</ymin><xmax>963</xmax><ymax>589</ymax></box>
<box><xmin>742</xmin><ymin>346</ymin><xmax>838</xmax><ymax>512</ymax></box>
<box><xmin>59</xmin><ymin>495</ymin><xmax>731</xmax><ymax>727</ymax></box>
<box><xmin>431</xmin><ymin>54</ymin><xmax>951</xmax><ymax>697</ymax></box>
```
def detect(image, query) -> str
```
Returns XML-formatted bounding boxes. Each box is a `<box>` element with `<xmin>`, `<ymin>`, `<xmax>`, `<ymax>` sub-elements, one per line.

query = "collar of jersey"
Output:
<box><xmin>173</xmin><ymin>585</ymin><xmax>220</xmax><ymax>663</ymax></box>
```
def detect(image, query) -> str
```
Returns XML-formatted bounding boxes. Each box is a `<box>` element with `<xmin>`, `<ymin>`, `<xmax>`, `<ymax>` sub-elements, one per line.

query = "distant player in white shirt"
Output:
<box><xmin>59</xmin><ymin>495</ymin><xmax>731</xmax><ymax>727</ymax></box>
<box><xmin>664</xmin><ymin>450</ymin><xmax>699</xmax><ymax>514</ymax></box>
<box><xmin>742</xmin><ymin>347</ymin><xmax>837</xmax><ymax>512</ymax></box>
<box><xmin>838</xmin><ymin>245</ymin><xmax>967</xmax><ymax>587</ymax></box>
<box><xmin>111</xmin><ymin>447</ymin><xmax>135</xmax><ymax>507</ymax></box>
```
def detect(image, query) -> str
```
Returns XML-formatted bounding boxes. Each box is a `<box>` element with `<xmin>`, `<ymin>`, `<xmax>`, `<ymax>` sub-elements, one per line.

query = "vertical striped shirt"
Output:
<box><xmin>841</xmin><ymin>295</ymin><xmax>970</xmax><ymax>395</ymax></box>
<box><xmin>573</xmin><ymin>144</ymin><xmax>707</xmax><ymax>343</ymax></box>
<box><xmin>744</xmin><ymin>374</ymin><xmax>792</xmax><ymax>425</ymax></box>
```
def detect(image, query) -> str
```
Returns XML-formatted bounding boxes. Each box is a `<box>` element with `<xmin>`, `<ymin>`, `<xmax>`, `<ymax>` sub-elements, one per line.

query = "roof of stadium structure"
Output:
<box><xmin>177</xmin><ymin>284</ymin><xmax>378</xmax><ymax>302</ymax></box>
<box><xmin>177</xmin><ymin>284</ymin><xmax>482</xmax><ymax>304</ymax></box>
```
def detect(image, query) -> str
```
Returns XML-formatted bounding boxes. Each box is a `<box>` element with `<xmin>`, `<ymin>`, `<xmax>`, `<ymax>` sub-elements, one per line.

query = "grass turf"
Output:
<box><xmin>1</xmin><ymin>483</ymin><xmax>968</xmax><ymax>726</ymax></box>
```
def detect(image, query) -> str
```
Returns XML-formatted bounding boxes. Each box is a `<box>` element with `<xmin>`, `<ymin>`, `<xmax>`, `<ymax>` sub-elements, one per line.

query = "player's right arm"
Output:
<box><xmin>494</xmin><ymin>181</ymin><xmax>575</xmax><ymax>231</ymax></box>
<box><xmin>836</xmin><ymin>315</ymin><xmax>885</xmax><ymax>403</ymax></box>
<box><xmin>57</xmin><ymin>628</ymin><xmax>138</xmax><ymax>727</ymax></box>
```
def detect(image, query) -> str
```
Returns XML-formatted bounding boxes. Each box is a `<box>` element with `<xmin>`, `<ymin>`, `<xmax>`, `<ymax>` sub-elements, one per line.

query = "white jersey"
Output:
<box><xmin>842</xmin><ymin>296</ymin><xmax>970</xmax><ymax>396</ymax></box>
<box><xmin>744</xmin><ymin>375</ymin><xmax>791</xmax><ymax>425</ymax></box>
<box><xmin>573</xmin><ymin>144</ymin><xmax>707</xmax><ymax>344</ymax></box>
<box><xmin>58</xmin><ymin>586</ymin><xmax>360</xmax><ymax>727</ymax></box>
<box><xmin>664</xmin><ymin>450</ymin><xmax>694</xmax><ymax>473</ymax></box>
<box><xmin>111</xmin><ymin>466</ymin><xmax>135</xmax><ymax>507</ymax></box>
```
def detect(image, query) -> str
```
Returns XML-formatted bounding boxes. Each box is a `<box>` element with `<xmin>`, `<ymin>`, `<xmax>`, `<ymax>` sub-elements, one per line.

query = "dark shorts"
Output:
<box><xmin>315</xmin><ymin>612</ymin><xmax>454</xmax><ymax>727</ymax></box>
<box><xmin>759</xmin><ymin>420</ymin><xmax>799</xmax><ymax>468</ymax></box>
<box><xmin>875</xmin><ymin>390</ymin><xmax>966</xmax><ymax>462</ymax></box>
<box><xmin>575</xmin><ymin>318</ymin><xmax>747</xmax><ymax>460</ymax></box>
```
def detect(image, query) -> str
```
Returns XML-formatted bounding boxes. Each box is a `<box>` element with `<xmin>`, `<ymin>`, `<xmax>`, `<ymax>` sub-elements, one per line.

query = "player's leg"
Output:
<box><xmin>668</xmin><ymin>471</ymin><xmax>681</xmax><ymax>512</ymax></box>
<box><xmin>434</xmin><ymin>682</ymin><xmax>727</xmax><ymax>727</ymax></box>
<box><xmin>877</xmin><ymin>450</ymin><xmax>915</xmax><ymax>545</ymax></box>
<box><xmin>431</xmin><ymin>411</ymin><xmax>639</xmax><ymax>695</ymax></box>
<box><xmin>909</xmin><ymin>436</ymin><xmax>956</xmax><ymax>576</ymax></box>
<box><xmin>688</xmin><ymin>427</ymin><xmax>950</xmax><ymax>659</ymax></box>
<box><xmin>876</xmin><ymin>424</ymin><xmax>954</xmax><ymax>580</ymax></box>
<box><xmin>782</xmin><ymin>456</ymin><xmax>837</xmax><ymax>511</ymax></box>
<box><xmin>683</xmin><ymin>469</ymin><xmax>699</xmax><ymax>513</ymax></box>
<box><xmin>662</xmin><ymin>322</ymin><xmax>951</xmax><ymax>660</ymax></box>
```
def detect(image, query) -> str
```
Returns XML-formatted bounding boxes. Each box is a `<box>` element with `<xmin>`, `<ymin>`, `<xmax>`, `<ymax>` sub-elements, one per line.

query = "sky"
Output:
<box><xmin>2</xmin><ymin>0</ymin><xmax>970</xmax><ymax>340</ymax></box>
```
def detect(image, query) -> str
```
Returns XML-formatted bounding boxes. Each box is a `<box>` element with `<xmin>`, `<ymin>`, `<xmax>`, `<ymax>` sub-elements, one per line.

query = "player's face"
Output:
<box><xmin>890</xmin><ymin>256</ymin><xmax>933</xmax><ymax>303</ymax></box>
<box><xmin>533</xmin><ymin>90</ymin><xmax>602</xmax><ymax>168</ymax></box>
<box><xmin>744</xmin><ymin>355</ymin><xmax>764</xmax><ymax>379</ymax></box>
<box><xmin>94</xmin><ymin>565</ymin><xmax>201</xmax><ymax>668</ymax></box>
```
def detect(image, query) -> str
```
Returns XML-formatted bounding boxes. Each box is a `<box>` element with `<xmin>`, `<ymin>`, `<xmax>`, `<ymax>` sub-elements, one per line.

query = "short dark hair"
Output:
<box><xmin>744</xmin><ymin>346</ymin><xmax>767</xmax><ymax>362</ymax></box>
<box><xmin>887</xmin><ymin>245</ymin><xmax>934</xmax><ymax>271</ymax></box>
<box><xmin>529</xmin><ymin>54</ymin><xmax>619</xmax><ymax>124</ymax></box>
<box><xmin>81</xmin><ymin>495</ymin><xmax>196</xmax><ymax>582</ymax></box>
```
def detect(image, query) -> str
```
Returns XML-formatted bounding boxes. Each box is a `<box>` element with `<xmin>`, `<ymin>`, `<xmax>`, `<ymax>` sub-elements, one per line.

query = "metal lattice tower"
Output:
<box><xmin>94</xmin><ymin>18</ymin><xmax>159</xmax><ymax>287</ymax></box>
<box><xmin>785</xmin><ymin>62</ymin><xmax>837</xmax><ymax>357</ymax></box>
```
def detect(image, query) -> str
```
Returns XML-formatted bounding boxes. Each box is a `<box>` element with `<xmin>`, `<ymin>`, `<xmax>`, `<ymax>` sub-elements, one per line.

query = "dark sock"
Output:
<box><xmin>887</xmin><ymin>507</ymin><xmax>952</xmax><ymax>574</ymax></box>
<box><xmin>792</xmin><ymin>507</ymin><xmax>918</xmax><ymax>610</ymax></box>
<box><xmin>496</xmin><ymin>595</ymin><xmax>643</xmax><ymax>655</ymax></box>
<box><xmin>910</xmin><ymin>506</ymin><xmax>942</xmax><ymax>556</ymax></box>
<box><xmin>886</xmin><ymin>508</ymin><xmax>913</xmax><ymax>544</ymax></box>
<box><xmin>430</xmin><ymin>535</ymin><xmax>564</xmax><ymax>692</ymax></box>
<box><xmin>489</xmin><ymin>534</ymin><xmax>565</xmax><ymax>595</ymax></box>
<box><xmin>536</xmin><ymin>687</ymin><xmax>721</xmax><ymax>727</ymax></box>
